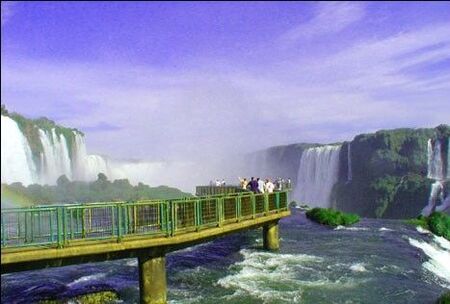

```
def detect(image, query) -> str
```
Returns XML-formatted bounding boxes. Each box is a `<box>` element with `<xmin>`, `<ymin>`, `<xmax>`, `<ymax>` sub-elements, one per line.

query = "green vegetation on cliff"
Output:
<box><xmin>2</xmin><ymin>173</ymin><xmax>192</xmax><ymax>205</ymax></box>
<box><xmin>334</xmin><ymin>125</ymin><xmax>450</xmax><ymax>219</ymax></box>
<box><xmin>306</xmin><ymin>208</ymin><xmax>360</xmax><ymax>227</ymax></box>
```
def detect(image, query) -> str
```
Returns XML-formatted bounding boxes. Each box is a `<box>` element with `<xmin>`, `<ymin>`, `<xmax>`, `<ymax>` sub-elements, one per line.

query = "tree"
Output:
<box><xmin>57</xmin><ymin>175</ymin><xmax>70</xmax><ymax>187</ymax></box>
<box><xmin>97</xmin><ymin>173</ymin><xmax>108</xmax><ymax>182</ymax></box>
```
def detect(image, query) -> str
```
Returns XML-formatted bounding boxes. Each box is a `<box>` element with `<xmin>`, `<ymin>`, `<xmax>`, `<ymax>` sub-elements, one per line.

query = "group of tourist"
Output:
<box><xmin>238</xmin><ymin>177</ymin><xmax>291</xmax><ymax>193</ymax></box>
<box><xmin>209</xmin><ymin>179</ymin><xmax>226</xmax><ymax>186</ymax></box>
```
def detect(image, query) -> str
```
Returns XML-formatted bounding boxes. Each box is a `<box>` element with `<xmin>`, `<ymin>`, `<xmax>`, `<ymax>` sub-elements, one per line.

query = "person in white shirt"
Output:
<box><xmin>265</xmin><ymin>179</ymin><xmax>275</xmax><ymax>193</ymax></box>
<box><xmin>257</xmin><ymin>178</ymin><xmax>265</xmax><ymax>193</ymax></box>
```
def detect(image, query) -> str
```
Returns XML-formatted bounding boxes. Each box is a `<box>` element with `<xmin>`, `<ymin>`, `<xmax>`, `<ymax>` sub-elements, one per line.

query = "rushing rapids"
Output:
<box><xmin>2</xmin><ymin>210</ymin><xmax>449</xmax><ymax>304</ymax></box>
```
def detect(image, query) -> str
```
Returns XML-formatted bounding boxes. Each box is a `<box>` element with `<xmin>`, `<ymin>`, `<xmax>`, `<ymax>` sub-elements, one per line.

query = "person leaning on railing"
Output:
<box><xmin>265</xmin><ymin>179</ymin><xmax>275</xmax><ymax>193</ymax></box>
<box><xmin>238</xmin><ymin>177</ymin><xmax>248</xmax><ymax>190</ymax></box>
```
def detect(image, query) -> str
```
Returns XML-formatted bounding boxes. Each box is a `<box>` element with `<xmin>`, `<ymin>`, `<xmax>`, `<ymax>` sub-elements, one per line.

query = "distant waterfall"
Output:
<box><xmin>38</xmin><ymin>129</ymin><xmax>73</xmax><ymax>184</ymax></box>
<box><xmin>293</xmin><ymin>145</ymin><xmax>341</xmax><ymax>208</ymax></box>
<box><xmin>1</xmin><ymin>114</ymin><xmax>111</xmax><ymax>186</ymax></box>
<box><xmin>422</xmin><ymin>138</ymin><xmax>449</xmax><ymax>215</ymax></box>
<box><xmin>347</xmin><ymin>143</ymin><xmax>352</xmax><ymax>182</ymax></box>
<box><xmin>422</xmin><ymin>181</ymin><xmax>444</xmax><ymax>216</ymax></box>
<box><xmin>448</xmin><ymin>141</ymin><xmax>450</xmax><ymax>179</ymax></box>
<box><xmin>427</xmin><ymin>139</ymin><xmax>444</xmax><ymax>180</ymax></box>
<box><xmin>1</xmin><ymin>116</ymin><xmax>38</xmax><ymax>185</ymax></box>
<box><xmin>72</xmin><ymin>133</ymin><xmax>109</xmax><ymax>181</ymax></box>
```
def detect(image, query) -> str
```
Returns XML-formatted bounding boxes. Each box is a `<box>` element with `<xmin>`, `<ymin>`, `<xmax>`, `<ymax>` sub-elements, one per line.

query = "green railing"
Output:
<box><xmin>195</xmin><ymin>185</ymin><xmax>248</xmax><ymax>196</ymax></box>
<box><xmin>1</xmin><ymin>191</ymin><xmax>289</xmax><ymax>249</ymax></box>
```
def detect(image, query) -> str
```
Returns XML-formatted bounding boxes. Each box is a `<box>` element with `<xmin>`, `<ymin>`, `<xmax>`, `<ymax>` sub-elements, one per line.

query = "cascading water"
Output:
<box><xmin>422</xmin><ymin>138</ymin><xmax>449</xmax><ymax>216</ymax></box>
<box><xmin>72</xmin><ymin>133</ymin><xmax>109</xmax><ymax>181</ymax></box>
<box><xmin>1</xmin><ymin>116</ymin><xmax>38</xmax><ymax>185</ymax></box>
<box><xmin>427</xmin><ymin>139</ymin><xmax>444</xmax><ymax>180</ymax></box>
<box><xmin>1</xmin><ymin>114</ymin><xmax>112</xmax><ymax>187</ymax></box>
<box><xmin>347</xmin><ymin>142</ymin><xmax>352</xmax><ymax>182</ymax></box>
<box><xmin>38</xmin><ymin>129</ymin><xmax>73</xmax><ymax>184</ymax></box>
<box><xmin>293</xmin><ymin>145</ymin><xmax>341</xmax><ymax>208</ymax></box>
<box><xmin>447</xmin><ymin>141</ymin><xmax>450</xmax><ymax>179</ymax></box>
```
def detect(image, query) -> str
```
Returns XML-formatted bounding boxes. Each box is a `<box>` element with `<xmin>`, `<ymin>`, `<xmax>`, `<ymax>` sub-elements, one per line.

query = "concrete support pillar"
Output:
<box><xmin>263</xmin><ymin>221</ymin><xmax>279</xmax><ymax>251</ymax></box>
<box><xmin>139</xmin><ymin>253</ymin><xmax>167</xmax><ymax>304</ymax></box>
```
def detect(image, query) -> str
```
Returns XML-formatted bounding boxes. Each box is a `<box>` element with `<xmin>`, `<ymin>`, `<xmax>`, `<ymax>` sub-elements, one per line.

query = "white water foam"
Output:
<box><xmin>217</xmin><ymin>249</ymin><xmax>360</xmax><ymax>303</ymax></box>
<box><xmin>408</xmin><ymin>235</ymin><xmax>450</xmax><ymax>288</ymax></box>
<box><xmin>334</xmin><ymin>226</ymin><xmax>369</xmax><ymax>231</ymax></box>
<box><xmin>415</xmin><ymin>227</ymin><xmax>450</xmax><ymax>250</ymax></box>
<box><xmin>433</xmin><ymin>235</ymin><xmax>450</xmax><ymax>251</ymax></box>
<box><xmin>349</xmin><ymin>263</ymin><xmax>367</xmax><ymax>272</ymax></box>
<box><xmin>416</xmin><ymin>226</ymin><xmax>431</xmax><ymax>235</ymax></box>
<box><xmin>379</xmin><ymin>227</ymin><xmax>394</xmax><ymax>232</ymax></box>
<box><xmin>67</xmin><ymin>273</ymin><xmax>107</xmax><ymax>287</ymax></box>
<box><xmin>125</xmin><ymin>259</ymin><xmax>138</xmax><ymax>267</ymax></box>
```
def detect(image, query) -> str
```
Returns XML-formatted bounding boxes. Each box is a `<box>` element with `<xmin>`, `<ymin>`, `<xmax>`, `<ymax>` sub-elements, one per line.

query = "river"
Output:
<box><xmin>2</xmin><ymin>209</ymin><xmax>449</xmax><ymax>304</ymax></box>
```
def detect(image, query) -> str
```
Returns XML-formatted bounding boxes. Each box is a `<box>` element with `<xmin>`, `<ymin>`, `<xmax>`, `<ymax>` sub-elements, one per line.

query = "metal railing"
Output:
<box><xmin>1</xmin><ymin>190</ymin><xmax>289</xmax><ymax>249</ymax></box>
<box><xmin>195</xmin><ymin>185</ymin><xmax>248</xmax><ymax>196</ymax></box>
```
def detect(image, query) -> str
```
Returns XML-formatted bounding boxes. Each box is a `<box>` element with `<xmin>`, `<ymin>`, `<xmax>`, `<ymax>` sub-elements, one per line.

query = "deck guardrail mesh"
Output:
<box><xmin>1</xmin><ymin>190</ymin><xmax>289</xmax><ymax>249</ymax></box>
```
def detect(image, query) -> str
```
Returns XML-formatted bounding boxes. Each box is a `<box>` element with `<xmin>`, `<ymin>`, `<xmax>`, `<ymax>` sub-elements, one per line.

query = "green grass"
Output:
<box><xmin>405</xmin><ymin>217</ymin><xmax>429</xmax><ymax>230</ymax></box>
<box><xmin>406</xmin><ymin>212</ymin><xmax>450</xmax><ymax>241</ymax></box>
<box><xmin>306</xmin><ymin>207</ymin><xmax>360</xmax><ymax>227</ymax></box>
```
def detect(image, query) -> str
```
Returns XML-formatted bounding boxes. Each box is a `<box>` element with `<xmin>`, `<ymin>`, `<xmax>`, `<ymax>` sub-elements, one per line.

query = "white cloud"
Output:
<box><xmin>283</xmin><ymin>22</ymin><xmax>450</xmax><ymax>94</ymax></box>
<box><xmin>2</xmin><ymin>18</ymin><xmax>449</xmax><ymax>162</ymax></box>
<box><xmin>280</xmin><ymin>2</ymin><xmax>365</xmax><ymax>44</ymax></box>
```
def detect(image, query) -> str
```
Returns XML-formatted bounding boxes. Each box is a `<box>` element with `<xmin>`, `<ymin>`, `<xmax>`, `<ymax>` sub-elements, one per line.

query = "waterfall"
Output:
<box><xmin>423</xmin><ymin>138</ymin><xmax>449</xmax><ymax>216</ymax></box>
<box><xmin>347</xmin><ymin>143</ymin><xmax>352</xmax><ymax>182</ymax></box>
<box><xmin>85</xmin><ymin>155</ymin><xmax>110</xmax><ymax>180</ymax></box>
<box><xmin>38</xmin><ymin>129</ymin><xmax>73</xmax><ymax>184</ymax></box>
<box><xmin>1</xmin><ymin>116</ymin><xmax>38</xmax><ymax>185</ymax></box>
<box><xmin>422</xmin><ymin>181</ymin><xmax>444</xmax><ymax>216</ymax></box>
<box><xmin>1</xmin><ymin>114</ymin><xmax>112</xmax><ymax>186</ymax></box>
<box><xmin>427</xmin><ymin>139</ymin><xmax>444</xmax><ymax>180</ymax></box>
<box><xmin>293</xmin><ymin>145</ymin><xmax>341</xmax><ymax>208</ymax></box>
<box><xmin>72</xmin><ymin>133</ymin><xmax>109</xmax><ymax>181</ymax></box>
<box><xmin>447</xmin><ymin>138</ymin><xmax>450</xmax><ymax>179</ymax></box>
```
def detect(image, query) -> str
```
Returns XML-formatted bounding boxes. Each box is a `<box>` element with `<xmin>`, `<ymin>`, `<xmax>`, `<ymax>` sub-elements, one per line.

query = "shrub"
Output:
<box><xmin>306</xmin><ymin>208</ymin><xmax>360</xmax><ymax>227</ymax></box>
<box><xmin>436</xmin><ymin>291</ymin><xmax>450</xmax><ymax>304</ymax></box>
<box><xmin>428</xmin><ymin>212</ymin><xmax>450</xmax><ymax>240</ymax></box>
<box><xmin>406</xmin><ymin>212</ymin><xmax>450</xmax><ymax>241</ymax></box>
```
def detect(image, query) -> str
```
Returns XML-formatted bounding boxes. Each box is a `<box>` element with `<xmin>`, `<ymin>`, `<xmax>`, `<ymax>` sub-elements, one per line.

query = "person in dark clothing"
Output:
<box><xmin>248</xmin><ymin>177</ymin><xmax>259</xmax><ymax>193</ymax></box>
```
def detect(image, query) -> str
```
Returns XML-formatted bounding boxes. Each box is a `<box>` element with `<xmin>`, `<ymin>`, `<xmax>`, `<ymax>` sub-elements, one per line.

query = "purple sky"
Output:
<box><xmin>2</xmin><ymin>1</ymin><xmax>450</xmax><ymax>161</ymax></box>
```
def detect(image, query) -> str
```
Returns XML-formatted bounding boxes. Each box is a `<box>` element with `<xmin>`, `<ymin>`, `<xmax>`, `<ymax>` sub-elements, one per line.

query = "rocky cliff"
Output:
<box><xmin>252</xmin><ymin>125</ymin><xmax>450</xmax><ymax>218</ymax></box>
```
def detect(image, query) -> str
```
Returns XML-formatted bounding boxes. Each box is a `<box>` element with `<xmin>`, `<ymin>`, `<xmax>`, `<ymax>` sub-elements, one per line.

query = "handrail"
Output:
<box><xmin>1</xmin><ymin>191</ymin><xmax>289</xmax><ymax>249</ymax></box>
